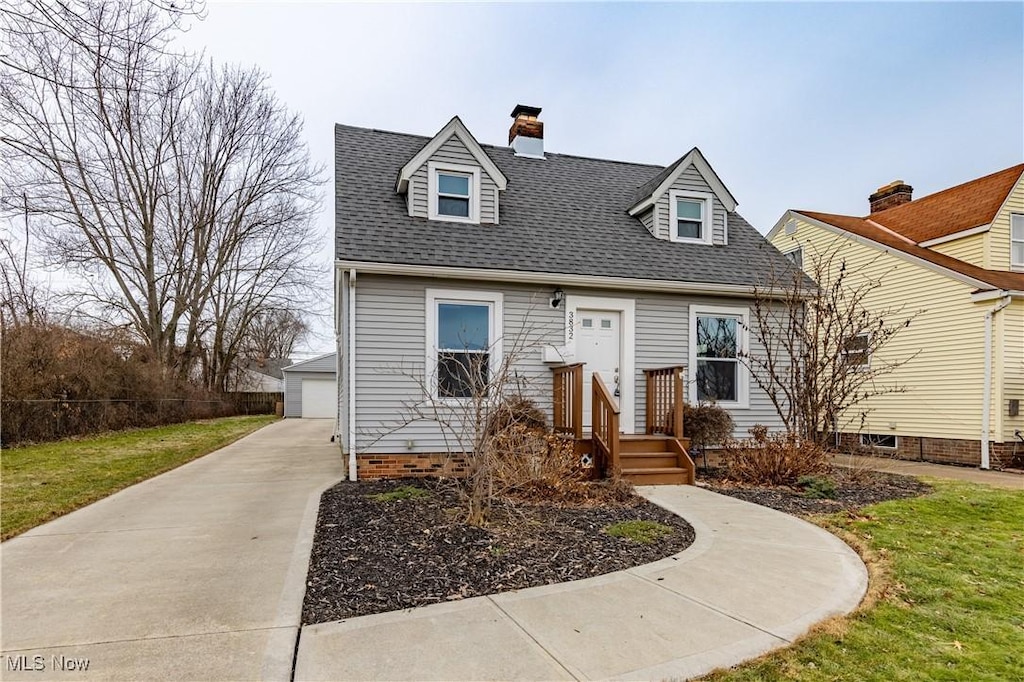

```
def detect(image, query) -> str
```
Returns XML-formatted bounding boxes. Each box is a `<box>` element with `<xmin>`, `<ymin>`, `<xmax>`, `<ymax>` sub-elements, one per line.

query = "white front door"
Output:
<box><xmin>576</xmin><ymin>310</ymin><xmax>621</xmax><ymax>429</ymax></box>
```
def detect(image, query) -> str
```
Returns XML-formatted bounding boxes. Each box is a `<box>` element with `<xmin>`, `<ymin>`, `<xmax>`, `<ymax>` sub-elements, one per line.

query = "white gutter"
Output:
<box><xmin>335</xmin><ymin>260</ymin><xmax>795</xmax><ymax>298</ymax></box>
<box><xmin>981</xmin><ymin>294</ymin><xmax>1011</xmax><ymax>469</ymax></box>
<box><xmin>347</xmin><ymin>268</ymin><xmax>358</xmax><ymax>481</ymax></box>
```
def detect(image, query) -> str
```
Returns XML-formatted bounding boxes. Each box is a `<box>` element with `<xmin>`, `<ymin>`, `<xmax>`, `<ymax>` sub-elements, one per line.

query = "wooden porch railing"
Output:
<box><xmin>644</xmin><ymin>366</ymin><xmax>685</xmax><ymax>438</ymax></box>
<box><xmin>551</xmin><ymin>363</ymin><xmax>584</xmax><ymax>439</ymax></box>
<box><xmin>592</xmin><ymin>373</ymin><xmax>621</xmax><ymax>476</ymax></box>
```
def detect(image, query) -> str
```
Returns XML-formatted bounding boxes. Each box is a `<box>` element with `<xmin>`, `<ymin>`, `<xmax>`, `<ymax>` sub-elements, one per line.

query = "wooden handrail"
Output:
<box><xmin>644</xmin><ymin>366</ymin><xmax>685</xmax><ymax>438</ymax></box>
<box><xmin>551</xmin><ymin>363</ymin><xmax>584</xmax><ymax>439</ymax></box>
<box><xmin>592</xmin><ymin>373</ymin><xmax>621</xmax><ymax>476</ymax></box>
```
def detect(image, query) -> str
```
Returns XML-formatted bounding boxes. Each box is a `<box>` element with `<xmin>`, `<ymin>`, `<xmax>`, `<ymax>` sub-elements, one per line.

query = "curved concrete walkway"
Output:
<box><xmin>1</xmin><ymin>419</ymin><xmax>342</xmax><ymax>682</ymax></box>
<box><xmin>295</xmin><ymin>486</ymin><xmax>867</xmax><ymax>681</ymax></box>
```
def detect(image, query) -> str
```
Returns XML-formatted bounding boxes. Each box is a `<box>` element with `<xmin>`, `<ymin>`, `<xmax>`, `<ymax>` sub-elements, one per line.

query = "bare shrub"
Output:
<box><xmin>684</xmin><ymin>402</ymin><xmax>734</xmax><ymax>464</ymax></box>
<box><xmin>723</xmin><ymin>425</ymin><xmax>829</xmax><ymax>486</ymax></box>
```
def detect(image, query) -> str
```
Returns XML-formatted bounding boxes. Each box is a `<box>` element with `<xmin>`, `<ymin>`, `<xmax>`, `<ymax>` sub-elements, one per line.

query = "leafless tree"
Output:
<box><xmin>740</xmin><ymin>242</ymin><xmax>920</xmax><ymax>445</ymax></box>
<box><xmin>242</xmin><ymin>308</ymin><xmax>309</xmax><ymax>361</ymax></box>
<box><xmin>0</xmin><ymin>194</ymin><xmax>51</xmax><ymax>328</ymax></box>
<box><xmin>0</xmin><ymin>1</ymin><xmax>323</xmax><ymax>385</ymax></box>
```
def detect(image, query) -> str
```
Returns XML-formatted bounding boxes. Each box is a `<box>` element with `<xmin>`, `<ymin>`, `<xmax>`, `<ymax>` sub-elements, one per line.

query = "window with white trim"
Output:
<box><xmin>689</xmin><ymin>305</ymin><xmax>748</xmax><ymax>406</ymax></box>
<box><xmin>1011</xmin><ymin>214</ymin><xmax>1024</xmax><ymax>268</ymax></box>
<box><xmin>437</xmin><ymin>172</ymin><xmax>471</xmax><ymax>218</ymax></box>
<box><xmin>784</xmin><ymin>247</ymin><xmax>803</xmax><ymax>269</ymax></box>
<box><xmin>843</xmin><ymin>332</ymin><xmax>870</xmax><ymax>371</ymax></box>
<box><xmin>860</xmin><ymin>433</ymin><xmax>896</xmax><ymax>449</ymax></box>
<box><xmin>426</xmin><ymin>290</ymin><xmax>502</xmax><ymax>399</ymax></box>
<box><xmin>669</xmin><ymin>190</ymin><xmax>713</xmax><ymax>244</ymax></box>
<box><xmin>428</xmin><ymin>162</ymin><xmax>480</xmax><ymax>223</ymax></box>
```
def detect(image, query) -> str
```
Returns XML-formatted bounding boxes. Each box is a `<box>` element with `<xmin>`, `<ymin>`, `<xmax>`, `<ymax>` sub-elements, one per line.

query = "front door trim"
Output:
<box><xmin>564</xmin><ymin>294</ymin><xmax>636</xmax><ymax>434</ymax></box>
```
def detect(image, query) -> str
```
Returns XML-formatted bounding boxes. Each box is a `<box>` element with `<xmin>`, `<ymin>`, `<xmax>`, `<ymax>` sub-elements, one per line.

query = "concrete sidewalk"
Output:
<box><xmin>295</xmin><ymin>486</ymin><xmax>867</xmax><ymax>681</ymax></box>
<box><xmin>831</xmin><ymin>453</ymin><xmax>1024</xmax><ymax>490</ymax></box>
<box><xmin>1</xmin><ymin>419</ymin><xmax>343</xmax><ymax>682</ymax></box>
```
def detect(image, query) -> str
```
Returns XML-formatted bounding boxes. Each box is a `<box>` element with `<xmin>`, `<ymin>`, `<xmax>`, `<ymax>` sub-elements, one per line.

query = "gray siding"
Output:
<box><xmin>639</xmin><ymin>208</ymin><xmax>656</xmax><ymax>236</ymax></box>
<box><xmin>283</xmin><ymin>353</ymin><xmax>337</xmax><ymax>418</ymax></box>
<box><xmin>408</xmin><ymin>136</ymin><xmax>499</xmax><ymax>223</ymax></box>
<box><xmin>351</xmin><ymin>274</ymin><xmax>783</xmax><ymax>454</ymax></box>
<box><xmin>653</xmin><ymin>165</ymin><xmax>727</xmax><ymax>245</ymax></box>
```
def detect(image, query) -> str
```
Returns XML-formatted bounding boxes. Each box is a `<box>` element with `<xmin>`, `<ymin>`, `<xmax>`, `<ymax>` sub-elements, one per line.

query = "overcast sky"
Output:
<box><xmin>177</xmin><ymin>1</ymin><xmax>1023</xmax><ymax>356</ymax></box>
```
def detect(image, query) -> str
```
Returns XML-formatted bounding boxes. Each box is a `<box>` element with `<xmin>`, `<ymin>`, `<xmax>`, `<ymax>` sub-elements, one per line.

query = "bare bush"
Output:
<box><xmin>0</xmin><ymin>322</ymin><xmax>238</xmax><ymax>445</ymax></box>
<box><xmin>683</xmin><ymin>402</ymin><xmax>733</xmax><ymax>465</ymax></box>
<box><xmin>741</xmin><ymin>242</ymin><xmax>919</xmax><ymax>445</ymax></box>
<box><xmin>723</xmin><ymin>425</ymin><xmax>829</xmax><ymax>486</ymax></box>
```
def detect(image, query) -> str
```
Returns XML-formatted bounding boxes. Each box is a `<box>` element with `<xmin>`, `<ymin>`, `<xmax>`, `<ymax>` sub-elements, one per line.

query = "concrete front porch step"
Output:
<box><xmin>621</xmin><ymin>467</ymin><xmax>689</xmax><ymax>485</ymax></box>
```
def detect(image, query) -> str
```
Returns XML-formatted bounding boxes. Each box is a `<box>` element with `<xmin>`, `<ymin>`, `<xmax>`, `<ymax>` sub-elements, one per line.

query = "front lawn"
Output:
<box><xmin>1</xmin><ymin>415</ymin><xmax>278</xmax><ymax>539</ymax></box>
<box><xmin>707</xmin><ymin>479</ymin><xmax>1024</xmax><ymax>681</ymax></box>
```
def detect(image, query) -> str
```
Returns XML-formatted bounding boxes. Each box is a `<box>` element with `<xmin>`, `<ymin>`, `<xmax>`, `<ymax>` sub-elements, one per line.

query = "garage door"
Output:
<box><xmin>301</xmin><ymin>378</ymin><xmax>336</xmax><ymax>419</ymax></box>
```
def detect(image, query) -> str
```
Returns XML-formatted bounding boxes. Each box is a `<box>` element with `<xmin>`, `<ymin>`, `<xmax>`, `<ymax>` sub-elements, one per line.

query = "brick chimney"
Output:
<box><xmin>869</xmin><ymin>180</ymin><xmax>913</xmax><ymax>213</ymax></box>
<box><xmin>509</xmin><ymin>105</ymin><xmax>544</xmax><ymax>158</ymax></box>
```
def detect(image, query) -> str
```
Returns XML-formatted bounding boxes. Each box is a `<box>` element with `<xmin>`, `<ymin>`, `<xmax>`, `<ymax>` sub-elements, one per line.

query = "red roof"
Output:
<box><xmin>793</xmin><ymin>163</ymin><xmax>1024</xmax><ymax>292</ymax></box>
<box><xmin>870</xmin><ymin>164</ymin><xmax>1024</xmax><ymax>243</ymax></box>
<box><xmin>797</xmin><ymin>210</ymin><xmax>1024</xmax><ymax>292</ymax></box>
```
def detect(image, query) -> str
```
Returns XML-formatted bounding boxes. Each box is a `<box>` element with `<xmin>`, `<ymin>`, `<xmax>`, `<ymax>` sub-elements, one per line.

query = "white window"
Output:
<box><xmin>428</xmin><ymin>161</ymin><xmax>481</xmax><ymax>223</ymax></box>
<box><xmin>689</xmin><ymin>305</ymin><xmax>748</xmax><ymax>407</ymax></box>
<box><xmin>784</xmin><ymin>247</ymin><xmax>803</xmax><ymax>269</ymax></box>
<box><xmin>1012</xmin><ymin>214</ymin><xmax>1024</xmax><ymax>268</ymax></box>
<box><xmin>669</xmin><ymin>190</ymin><xmax>714</xmax><ymax>245</ymax></box>
<box><xmin>425</xmin><ymin>289</ymin><xmax>502</xmax><ymax>399</ymax></box>
<box><xmin>860</xmin><ymin>433</ymin><xmax>897</xmax><ymax>449</ymax></box>
<box><xmin>843</xmin><ymin>332</ymin><xmax>870</xmax><ymax>371</ymax></box>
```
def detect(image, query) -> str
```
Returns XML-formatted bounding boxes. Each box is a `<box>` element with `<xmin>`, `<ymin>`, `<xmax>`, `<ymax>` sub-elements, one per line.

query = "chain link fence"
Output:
<box><xmin>1</xmin><ymin>392</ymin><xmax>282</xmax><ymax>446</ymax></box>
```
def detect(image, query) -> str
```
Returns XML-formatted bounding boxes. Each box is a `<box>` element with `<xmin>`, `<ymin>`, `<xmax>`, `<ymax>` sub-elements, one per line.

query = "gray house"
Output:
<box><xmin>335</xmin><ymin>106</ymin><xmax>795</xmax><ymax>483</ymax></box>
<box><xmin>282</xmin><ymin>352</ymin><xmax>337</xmax><ymax>418</ymax></box>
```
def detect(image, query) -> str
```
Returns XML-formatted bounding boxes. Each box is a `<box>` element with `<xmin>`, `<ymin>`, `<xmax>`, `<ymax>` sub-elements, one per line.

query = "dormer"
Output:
<box><xmin>396</xmin><ymin>116</ymin><xmax>508</xmax><ymax>225</ymax></box>
<box><xmin>628</xmin><ymin>148</ymin><xmax>738</xmax><ymax>246</ymax></box>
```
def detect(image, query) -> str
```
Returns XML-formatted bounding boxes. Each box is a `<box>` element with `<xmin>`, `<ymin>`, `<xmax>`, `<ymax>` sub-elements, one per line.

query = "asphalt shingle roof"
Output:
<box><xmin>335</xmin><ymin>124</ymin><xmax>797</xmax><ymax>288</ymax></box>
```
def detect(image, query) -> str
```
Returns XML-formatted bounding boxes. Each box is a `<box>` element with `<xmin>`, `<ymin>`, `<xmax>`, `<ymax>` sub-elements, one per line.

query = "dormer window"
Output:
<box><xmin>669</xmin><ymin>190</ymin><xmax>713</xmax><ymax>245</ymax></box>
<box><xmin>438</xmin><ymin>173</ymin><xmax>470</xmax><ymax>217</ymax></box>
<box><xmin>428</xmin><ymin>161</ymin><xmax>481</xmax><ymax>223</ymax></box>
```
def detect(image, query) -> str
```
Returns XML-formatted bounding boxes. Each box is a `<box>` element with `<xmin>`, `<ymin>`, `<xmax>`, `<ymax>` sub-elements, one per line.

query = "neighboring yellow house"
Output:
<box><xmin>768</xmin><ymin>164</ymin><xmax>1024</xmax><ymax>470</ymax></box>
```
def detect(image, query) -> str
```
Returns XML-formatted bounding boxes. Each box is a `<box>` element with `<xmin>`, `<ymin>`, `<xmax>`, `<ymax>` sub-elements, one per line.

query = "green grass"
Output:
<box><xmin>1</xmin><ymin>415</ymin><xmax>278</xmax><ymax>540</ymax></box>
<box><xmin>369</xmin><ymin>485</ymin><xmax>431</xmax><ymax>503</ymax></box>
<box><xmin>706</xmin><ymin>480</ymin><xmax>1024</xmax><ymax>681</ymax></box>
<box><xmin>604</xmin><ymin>519</ymin><xmax>675</xmax><ymax>544</ymax></box>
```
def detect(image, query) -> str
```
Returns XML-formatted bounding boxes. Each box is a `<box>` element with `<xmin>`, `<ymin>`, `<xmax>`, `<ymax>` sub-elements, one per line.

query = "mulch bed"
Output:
<box><xmin>700</xmin><ymin>467</ymin><xmax>931</xmax><ymax>516</ymax></box>
<box><xmin>302</xmin><ymin>478</ymin><xmax>694</xmax><ymax>625</ymax></box>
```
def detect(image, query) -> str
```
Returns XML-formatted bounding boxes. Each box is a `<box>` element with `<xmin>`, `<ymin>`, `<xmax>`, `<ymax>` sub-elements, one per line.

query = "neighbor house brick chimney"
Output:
<box><xmin>509</xmin><ymin>104</ymin><xmax>544</xmax><ymax>158</ymax></box>
<box><xmin>869</xmin><ymin>180</ymin><xmax>913</xmax><ymax>213</ymax></box>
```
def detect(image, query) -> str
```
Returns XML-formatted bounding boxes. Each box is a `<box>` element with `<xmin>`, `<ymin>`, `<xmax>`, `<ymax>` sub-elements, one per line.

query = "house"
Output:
<box><xmin>282</xmin><ymin>352</ymin><xmax>338</xmax><ymax>418</ymax></box>
<box><xmin>231</xmin><ymin>358</ymin><xmax>289</xmax><ymax>393</ymax></box>
<box><xmin>769</xmin><ymin>164</ymin><xmax>1024</xmax><ymax>469</ymax></box>
<box><xmin>335</xmin><ymin>106</ymin><xmax>799</xmax><ymax>483</ymax></box>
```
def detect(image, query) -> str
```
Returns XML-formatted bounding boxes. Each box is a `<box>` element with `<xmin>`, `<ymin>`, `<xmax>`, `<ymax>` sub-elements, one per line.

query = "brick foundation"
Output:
<box><xmin>355</xmin><ymin>453</ymin><xmax>469</xmax><ymax>479</ymax></box>
<box><xmin>833</xmin><ymin>433</ymin><xmax>1023</xmax><ymax>469</ymax></box>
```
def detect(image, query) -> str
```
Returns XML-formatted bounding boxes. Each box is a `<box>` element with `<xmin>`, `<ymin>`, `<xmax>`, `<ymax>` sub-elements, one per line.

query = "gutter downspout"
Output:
<box><xmin>348</xmin><ymin>268</ymin><xmax>358</xmax><ymax>481</ymax></box>
<box><xmin>981</xmin><ymin>294</ymin><xmax>1011</xmax><ymax>469</ymax></box>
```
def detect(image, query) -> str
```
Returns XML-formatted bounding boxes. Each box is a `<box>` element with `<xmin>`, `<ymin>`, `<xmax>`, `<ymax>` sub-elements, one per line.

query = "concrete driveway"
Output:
<box><xmin>1</xmin><ymin>419</ymin><xmax>342</xmax><ymax>681</ymax></box>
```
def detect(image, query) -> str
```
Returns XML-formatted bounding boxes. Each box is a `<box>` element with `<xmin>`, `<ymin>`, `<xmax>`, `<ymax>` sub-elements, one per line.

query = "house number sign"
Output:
<box><xmin>567</xmin><ymin>310</ymin><xmax>574</xmax><ymax>342</ymax></box>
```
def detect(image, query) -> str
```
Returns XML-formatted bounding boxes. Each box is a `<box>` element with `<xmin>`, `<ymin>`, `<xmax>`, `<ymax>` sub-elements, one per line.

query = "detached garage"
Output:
<box><xmin>282</xmin><ymin>352</ymin><xmax>337</xmax><ymax>418</ymax></box>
